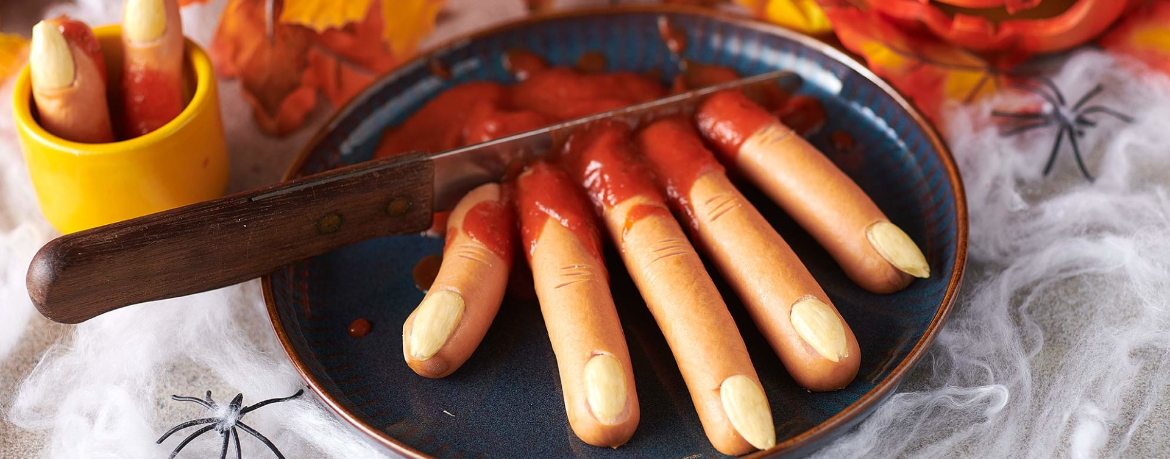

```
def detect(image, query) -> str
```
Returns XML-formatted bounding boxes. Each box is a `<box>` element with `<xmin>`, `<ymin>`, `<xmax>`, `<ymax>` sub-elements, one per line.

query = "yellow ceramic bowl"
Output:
<box><xmin>13</xmin><ymin>24</ymin><xmax>228</xmax><ymax>234</ymax></box>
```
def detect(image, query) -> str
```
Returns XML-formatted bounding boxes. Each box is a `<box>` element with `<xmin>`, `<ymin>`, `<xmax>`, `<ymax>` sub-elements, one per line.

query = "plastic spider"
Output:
<box><xmin>157</xmin><ymin>389</ymin><xmax>303</xmax><ymax>459</ymax></box>
<box><xmin>992</xmin><ymin>78</ymin><xmax>1133</xmax><ymax>182</ymax></box>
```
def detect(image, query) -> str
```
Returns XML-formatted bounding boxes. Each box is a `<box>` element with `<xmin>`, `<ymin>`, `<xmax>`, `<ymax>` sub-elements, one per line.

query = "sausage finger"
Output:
<box><xmin>696</xmin><ymin>90</ymin><xmax>929</xmax><ymax>294</ymax></box>
<box><xmin>636</xmin><ymin>117</ymin><xmax>860</xmax><ymax>391</ymax></box>
<box><xmin>402</xmin><ymin>183</ymin><xmax>514</xmax><ymax>378</ymax></box>
<box><xmin>121</xmin><ymin>0</ymin><xmax>186</xmax><ymax>137</ymax></box>
<box><xmin>560</xmin><ymin>122</ymin><xmax>775</xmax><ymax>455</ymax></box>
<box><xmin>516</xmin><ymin>162</ymin><xmax>639</xmax><ymax>447</ymax></box>
<box><xmin>30</xmin><ymin>19</ymin><xmax>114</xmax><ymax>143</ymax></box>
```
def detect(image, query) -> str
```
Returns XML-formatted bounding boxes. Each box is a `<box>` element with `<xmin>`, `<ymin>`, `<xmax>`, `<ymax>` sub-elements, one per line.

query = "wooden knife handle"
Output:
<box><xmin>27</xmin><ymin>155</ymin><xmax>435</xmax><ymax>324</ymax></box>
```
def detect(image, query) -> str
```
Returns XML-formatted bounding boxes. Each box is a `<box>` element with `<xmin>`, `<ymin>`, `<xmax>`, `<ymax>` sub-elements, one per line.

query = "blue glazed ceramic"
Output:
<box><xmin>266</xmin><ymin>6</ymin><xmax>967</xmax><ymax>458</ymax></box>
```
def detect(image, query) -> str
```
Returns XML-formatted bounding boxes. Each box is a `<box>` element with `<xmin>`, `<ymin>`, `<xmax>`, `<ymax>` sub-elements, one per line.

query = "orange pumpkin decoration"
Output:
<box><xmin>865</xmin><ymin>0</ymin><xmax>1141</xmax><ymax>53</ymax></box>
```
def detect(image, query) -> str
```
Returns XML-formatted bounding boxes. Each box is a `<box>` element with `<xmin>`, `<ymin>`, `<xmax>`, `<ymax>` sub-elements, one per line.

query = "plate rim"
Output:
<box><xmin>263</xmin><ymin>4</ymin><xmax>969</xmax><ymax>458</ymax></box>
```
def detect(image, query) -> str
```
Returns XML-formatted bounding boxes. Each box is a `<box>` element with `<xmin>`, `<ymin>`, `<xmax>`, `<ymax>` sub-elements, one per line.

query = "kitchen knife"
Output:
<box><xmin>27</xmin><ymin>69</ymin><xmax>801</xmax><ymax>323</ymax></box>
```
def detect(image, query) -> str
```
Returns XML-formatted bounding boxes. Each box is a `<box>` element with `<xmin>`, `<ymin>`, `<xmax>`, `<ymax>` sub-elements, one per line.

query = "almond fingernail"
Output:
<box><xmin>583</xmin><ymin>354</ymin><xmax>628</xmax><ymax>425</ymax></box>
<box><xmin>867</xmin><ymin>221</ymin><xmax>930</xmax><ymax>278</ymax></box>
<box><xmin>123</xmin><ymin>0</ymin><xmax>167</xmax><ymax>43</ymax></box>
<box><xmin>30</xmin><ymin>22</ymin><xmax>73</xmax><ymax>90</ymax></box>
<box><xmin>720</xmin><ymin>375</ymin><xmax>775</xmax><ymax>450</ymax></box>
<box><xmin>409</xmin><ymin>290</ymin><xmax>464</xmax><ymax>361</ymax></box>
<box><xmin>790</xmin><ymin>297</ymin><xmax>848</xmax><ymax>362</ymax></box>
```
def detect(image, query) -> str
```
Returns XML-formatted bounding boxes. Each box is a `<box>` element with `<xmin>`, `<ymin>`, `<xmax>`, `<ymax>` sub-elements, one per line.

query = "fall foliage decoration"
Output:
<box><xmin>201</xmin><ymin>0</ymin><xmax>445</xmax><ymax>135</ymax></box>
<box><xmin>0</xmin><ymin>33</ymin><xmax>30</xmax><ymax>82</ymax></box>
<box><xmin>1099</xmin><ymin>0</ymin><xmax>1170</xmax><ymax>75</ymax></box>
<box><xmin>825</xmin><ymin>7</ymin><xmax>1027</xmax><ymax>123</ymax></box>
<box><xmin>735</xmin><ymin>0</ymin><xmax>832</xmax><ymax>35</ymax></box>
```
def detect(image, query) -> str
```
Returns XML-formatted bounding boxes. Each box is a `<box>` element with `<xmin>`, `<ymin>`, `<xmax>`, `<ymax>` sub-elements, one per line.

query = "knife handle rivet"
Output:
<box><xmin>318</xmin><ymin>212</ymin><xmax>343</xmax><ymax>234</ymax></box>
<box><xmin>387</xmin><ymin>196</ymin><xmax>412</xmax><ymax>217</ymax></box>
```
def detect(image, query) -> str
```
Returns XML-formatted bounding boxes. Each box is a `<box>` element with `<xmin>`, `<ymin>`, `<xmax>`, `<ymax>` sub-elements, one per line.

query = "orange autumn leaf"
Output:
<box><xmin>211</xmin><ymin>0</ymin><xmax>319</xmax><ymax>135</ymax></box>
<box><xmin>1100</xmin><ymin>0</ymin><xmax>1170</xmax><ymax>76</ymax></box>
<box><xmin>0</xmin><ymin>32</ymin><xmax>29</xmax><ymax>82</ymax></box>
<box><xmin>380</xmin><ymin>0</ymin><xmax>445</xmax><ymax>58</ymax></box>
<box><xmin>825</xmin><ymin>7</ymin><xmax>1017</xmax><ymax>122</ymax></box>
<box><xmin>311</xmin><ymin>2</ymin><xmax>399</xmax><ymax>106</ymax></box>
<box><xmin>177</xmin><ymin>0</ymin><xmax>214</xmax><ymax>5</ymax></box>
<box><xmin>736</xmin><ymin>0</ymin><xmax>833</xmax><ymax>35</ymax></box>
<box><xmin>206</xmin><ymin>0</ymin><xmax>445</xmax><ymax>135</ymax></box>
<box><xmin>280</xmin><ymin>0</ymin><xmax>376</xmax><ymax>32</ymax></box>
<box><xmin>315</xmin><ymin>0</ymin><xmax>399</xmax><ymax>74</ymax></box>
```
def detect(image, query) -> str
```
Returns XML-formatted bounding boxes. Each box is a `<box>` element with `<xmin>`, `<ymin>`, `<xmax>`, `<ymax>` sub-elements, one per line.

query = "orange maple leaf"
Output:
<box><xmin>280</xmin><ymin>0</ymin><xmax>376</xmax><ymax>32</ymax></box>
<box><xmin>825</xmin><ymin>7</ymin><xmax>1020</xmax><ymax>122</ymax></box>
<box><xmin>379</xmin><ymin>0</ymin><xmax>445</xmax><ymax>58</ymax></box>
<box><xmin>210</xmin><ymin>0</ymin><xmax>319</xmax><ymax>135</ymax></box>
<box><xmin>202</xmin><ymin>0</ymin><xmax>445</xmax><ymax>135</ymax></box>
<box><xmin>0</xmin><ymin>32</ymin><xmax>29</xmax><ymax>82</ymax></box>
<box><xmin>1100</xmin><ymin>0</ymin><xmax>1170</xmax><ymax>76</ymax></box>
<box><xmin>736</xmin><ymin>0</ymin><xmax>832</xmax><ymax>35</ymax></box>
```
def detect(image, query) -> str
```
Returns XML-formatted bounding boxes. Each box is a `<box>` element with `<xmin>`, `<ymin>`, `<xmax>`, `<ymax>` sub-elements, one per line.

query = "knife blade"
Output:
<box><xmin>27</xmin><ymin>70</ymin><xmax>801</xmax><ymax>323</ymax></box>
<box><xmin>253</xmin><ymin>69</ymin><xmax>801</xmax><ymax>211</ymax></box>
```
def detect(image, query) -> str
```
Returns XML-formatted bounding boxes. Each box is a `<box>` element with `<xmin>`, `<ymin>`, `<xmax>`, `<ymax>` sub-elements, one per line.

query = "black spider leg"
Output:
<box><xmin>1002</xmin><ymin>118</ymin><xmax>1054</xmax><ymax>136</ymax></box>
<box><xmin>1065</xmin><ymin>126</ymin><xmax>1095</xmax><ymax>182</ymax></box>
<box><xmin>1079</xmin><ymin>106</ymin><xmax>1135</xmax><ymax>123</ymax></box>
<box><xmin>240</xmin><ymin>389</ymin><xmax>304</xmax><ymax>416</ymax></box>
<box><xmin>229</xmin><ymin>393</ymin><xmax>245</xmax><ymax>413</ymax></box>
<box><xmin>168</xmin><ymin>424</ymin><xmax>217</xmax><ymax>459</ymax></box>
<box><xmin>157</xmin><ymin>418</ymin><xmax>220</xmax><ymax>443</ymax></box>
<box><xmin>1035</xmin><ymin>77</ymin><xmax>1067</xmax><ymax>106</ymax></box>
<box><xmin>991</xmin><ymin>111</ymin><xmax>1047</xmax><ymax>120</ymax></box>
<box><xmin>237</xmin><ymin>421</ymin><xmax>288</xmax><ymax>459</ymax></box>
<box><xmin>170</xmin><ymin>394</ymin><xmax>213</xmax><ymax>410</ymax></box>
<box><xmin>1042</xmin><ymin>126</ymin><xmax>1067</xmax><ymax>176</ymax></box>
<box><xmin>220</xmin><ymin>427</ymin><xmax>231</xmax><ymax>459</ymax></box>
<box><xmin>1073</xmin><ymin>84</ymin><xmax>1103</xmax><ymax>111</ymax></box>
<box><xmin>232</xmin><ymin>428</ymin><xmax>243</xmax><ymax>459</ymax></box>
<box><xmin>1010</xmin><ymin>81</ymin><xmax>1064</xmax><ymax>112</ymax></box>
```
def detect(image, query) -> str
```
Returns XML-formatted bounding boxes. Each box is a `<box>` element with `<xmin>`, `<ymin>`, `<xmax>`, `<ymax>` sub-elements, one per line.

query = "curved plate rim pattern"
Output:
<box><xmin>263</xmin><ymin>4</ymin><xmax>968</xmax><ymax>458</ymax></box>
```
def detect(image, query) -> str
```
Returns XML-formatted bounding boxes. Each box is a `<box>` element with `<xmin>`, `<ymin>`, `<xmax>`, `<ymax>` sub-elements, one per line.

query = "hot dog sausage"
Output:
<box><xmin>121</xmin><ymin>0</ymin><xmax>186</xmax><ymax>137</ymax></box>
<box><xmin>402</xmin><ymin>183</ymin><xmax>514</xmax><ymax>378</ymax></box>
<box><xmin>515</xmin><ymin>162</ymin><xmax>639</xmax><ymax>447</ymax></box>
<box><xmin>29</xmin><ymin>18</ymin><xmax>114</xmax><ymax>143</ymax></box>
<box><xmin>636</xmin><ymin>116</ymin><xmax>860</xmax><ymax>391</ymax></box>
<box><xmin>560</xmin><ymin>121</ymin><xmax>775</xmax><ymax>455</ymax></box>
<box><xmin>696</xmin><ymin>91</ymin><xmax>929</xmax><ymax>294</ymax></box>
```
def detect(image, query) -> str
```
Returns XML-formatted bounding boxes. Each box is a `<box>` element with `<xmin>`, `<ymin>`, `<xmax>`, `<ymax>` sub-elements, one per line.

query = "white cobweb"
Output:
<box><xmin>3</xmin><ymin>1</ymin><xmax>1170</xmax><ymax>456</ymax></box>
<box><xmin>812</xmin><ymin>51</ymin><xmax>1170</xmax><ymax>458</ymax></box>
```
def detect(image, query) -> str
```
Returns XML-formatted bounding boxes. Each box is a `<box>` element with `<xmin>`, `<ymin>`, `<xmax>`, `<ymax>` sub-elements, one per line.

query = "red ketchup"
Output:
<box><xmin>634</xmin><ymin>116</ymin><xmax>725</xmax><ymax>231</ymax></box>
<box><xmin>515</xmin><ymin>162</ymin><xmax>606</xmax><ymax>265</ymax></box>
<box><xmin>503</xmin><ymin>49</ymin><xmax>549</xmax><ymax>81</ymax></box>
<box><xmin>775</xmin><ymin>95</ymin><xmax>826</xmax><ymax>136</ymax></box>
<box><xmin>694</xmin><ymin>90</ymin><xmax>779</xmax><ymax>160</ymax></box>
<box><xmin>347</xmin><ymin>318</ymin><xmax>372</xmax><ymax>338</ymax></box>
<box><xmin>558</xmin><ymin>121</ymin><xmax>670</xmax><ymax>240</ymax></box>
<box><xmin>123</xmin><ymin>68</ymin><xmax>184</xmax><ymax>135</ymax></box>
<box><xmin>459</xmin><ymin>199</ymin><xmax>515</xmax><ymax>263</ymax></box>
<box><xmin>374</xmin><ymin>82</ymin><xmax>509</xmax><ymax>157</ymax></box>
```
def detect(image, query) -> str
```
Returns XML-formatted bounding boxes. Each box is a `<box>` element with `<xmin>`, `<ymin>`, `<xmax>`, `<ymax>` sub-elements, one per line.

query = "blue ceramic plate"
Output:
<box><xmin>265</xmin><ymin>6</ymin><xmax>966</xmax><ymax>458</ymax></box>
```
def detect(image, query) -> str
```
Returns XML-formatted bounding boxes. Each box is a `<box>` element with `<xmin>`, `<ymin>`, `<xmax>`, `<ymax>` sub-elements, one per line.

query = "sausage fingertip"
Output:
<box><xmin>720</xmin><ymin>375</ymin><xmax>776</xmax><ymax>451</ymax></box>
<box><xmin>790</xmin><ymin>297</ymin><xmax>849</xmax><ymax>363</ymax></box>
<box><xmin>583</xmin><ymin>354</ymin><xmax>629</xmax><ymax>426</ymax></box>
<box><xmin>866</xmin><ymin>221</ymin><xmax>930</xmax><ymax>279</ymax></box>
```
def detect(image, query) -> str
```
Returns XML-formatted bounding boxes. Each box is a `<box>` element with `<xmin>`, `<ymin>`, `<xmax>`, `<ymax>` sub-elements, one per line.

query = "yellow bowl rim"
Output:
<box><xmin>11</xmin><ymin>24</ymin><xmax>216</xmax><ymax>155</ymax></box>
